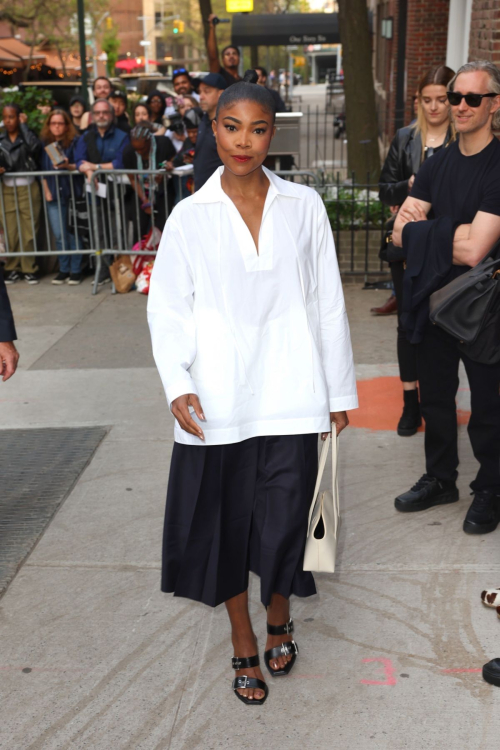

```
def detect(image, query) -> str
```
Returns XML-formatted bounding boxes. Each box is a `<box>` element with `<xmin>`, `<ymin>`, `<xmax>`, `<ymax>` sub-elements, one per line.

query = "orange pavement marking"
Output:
<box><xmin>349</xmin><ymin>376</ymin><xmax>470</xmax><ymax>432</ymax></box>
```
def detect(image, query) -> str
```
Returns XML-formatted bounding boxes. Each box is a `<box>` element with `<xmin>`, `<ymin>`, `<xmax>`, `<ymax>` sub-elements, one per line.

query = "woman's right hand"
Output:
<box><xmin>171</xmin><ymin>394</ymin><xmax>206</xmax><ymax>440</ymax></box>
<box><xmin>45</xmin><ymin>189</ymin><xmax>53</xmax><ymax>202</ymax></box>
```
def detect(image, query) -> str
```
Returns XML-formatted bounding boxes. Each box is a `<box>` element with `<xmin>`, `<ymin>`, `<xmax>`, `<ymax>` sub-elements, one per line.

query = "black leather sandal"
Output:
<box><xmin>264</xmin><ymin>617</ymin><xmax>299</xmax><ymax>677</ymax></box>
<box><xmin>231</xmin><ymin>654</ymin><xmax>269</xmax><ymax>705</ymax></box>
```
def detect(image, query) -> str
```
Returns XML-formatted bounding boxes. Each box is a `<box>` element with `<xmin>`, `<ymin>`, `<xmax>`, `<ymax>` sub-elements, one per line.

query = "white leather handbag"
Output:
<box><xmin>303</xmin><ymin>433</ymin><xmax>340</xmax><ymax>573</ymax></box>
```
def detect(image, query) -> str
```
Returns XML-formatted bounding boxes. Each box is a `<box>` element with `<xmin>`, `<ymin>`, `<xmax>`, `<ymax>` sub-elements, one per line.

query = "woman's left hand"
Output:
<box><xmin>321</xmin><ymin>411</ymin><xmax>349</xmax><ymax>440</ymax></box>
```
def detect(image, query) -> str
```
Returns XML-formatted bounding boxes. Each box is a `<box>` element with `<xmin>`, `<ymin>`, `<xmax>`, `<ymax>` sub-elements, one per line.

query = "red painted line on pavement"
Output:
<box><xmin>360</xmin><ymin>657</ymin><xmax>397</xmax><ymax>685</ymax></box>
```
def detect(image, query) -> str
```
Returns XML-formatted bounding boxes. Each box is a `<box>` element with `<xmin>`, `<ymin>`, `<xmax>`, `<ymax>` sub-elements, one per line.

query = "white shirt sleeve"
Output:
<box><xmin>147</xmin><ymin>216</ymin><xmax>199</xmax><ymax>408</ymax></box>
<box><xmin>316</xmin><ymin>195</ymin><xmax>359</xmax><ymax>412</ymax></box>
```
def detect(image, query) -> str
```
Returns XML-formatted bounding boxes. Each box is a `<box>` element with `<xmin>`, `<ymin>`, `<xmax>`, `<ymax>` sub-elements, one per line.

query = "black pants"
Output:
<box><xmin>391</xmin><ymin>260</ymin><xmax>418</xmax><ymax>383</ymax></box>
<box><xmin>417</xmin><ymin>323</ymin><xmax>500</xmax><ymax>492</ymax></box>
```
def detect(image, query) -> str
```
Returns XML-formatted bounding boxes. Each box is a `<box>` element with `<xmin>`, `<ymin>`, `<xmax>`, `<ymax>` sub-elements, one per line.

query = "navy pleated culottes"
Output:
<box><xmin>161</xmin><ymin>434</ymin><xmax>318</xmax><ymax>608</ymax></box>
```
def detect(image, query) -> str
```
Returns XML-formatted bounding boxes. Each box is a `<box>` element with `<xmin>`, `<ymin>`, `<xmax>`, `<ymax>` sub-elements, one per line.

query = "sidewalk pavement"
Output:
<box><xmin>1</xmin><ymin>278</ymin><xmax>498</xmax><ymax>750</ymax></box>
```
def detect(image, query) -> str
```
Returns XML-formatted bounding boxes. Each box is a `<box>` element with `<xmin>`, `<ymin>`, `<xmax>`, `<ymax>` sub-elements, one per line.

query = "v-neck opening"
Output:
<box><xmin>221</xmin><ymin>175</ymin><xmax>273</xmax><ymax>257</ymax></box>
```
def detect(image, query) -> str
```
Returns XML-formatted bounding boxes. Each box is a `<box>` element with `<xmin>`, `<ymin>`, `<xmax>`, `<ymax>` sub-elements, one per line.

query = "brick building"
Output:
<box><xmin>372</xmin><ymin>0</ymin><xmax>500</xmax><ymax>147</ymax></box>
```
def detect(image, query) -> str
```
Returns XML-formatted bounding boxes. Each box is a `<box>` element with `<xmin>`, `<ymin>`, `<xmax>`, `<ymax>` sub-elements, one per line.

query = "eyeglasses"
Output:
<box><xmin>173</xmin><ymin>68</ymin><xmax>188</xmax><ymax>75</ymax></box>
<box><xmin>446</xmin><ymin>91</ymin><xmax>498</xmax><ymax>107</ymax></box>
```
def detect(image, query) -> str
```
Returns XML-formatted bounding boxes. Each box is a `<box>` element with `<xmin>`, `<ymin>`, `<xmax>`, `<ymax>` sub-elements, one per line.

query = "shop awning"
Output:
<box><xmin>231</xmin><ymin>13</ymin><xmax>340</xmax><ymax>46</ymax></box>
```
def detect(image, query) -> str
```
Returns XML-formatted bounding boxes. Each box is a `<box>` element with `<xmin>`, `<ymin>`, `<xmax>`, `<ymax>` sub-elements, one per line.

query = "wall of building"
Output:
<box><xmin>109</xmin><ymin>0</ymin><xmax>143</xmax><ymax>59</ymax></box>
<box><xmin>468</xmin><ymin>0</ymin><xmax>500</xmax><ymax>66</ymax></box>
<box><xmin>405</xmin><ymin>0</ymin><xmax>450</xmax><ymax>124</ymax></box>
<box><xmin>373</xmin><ymin>0</ymin><xmax>450</xmax><ymax>145</ymax></box>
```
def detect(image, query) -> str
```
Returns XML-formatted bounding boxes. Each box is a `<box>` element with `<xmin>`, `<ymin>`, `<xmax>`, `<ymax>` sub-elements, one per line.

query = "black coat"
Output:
<box><xmin>0</xmin><ymin>273</ymin><xmax>16</xmax><ymax>342</ymax></box>
<box><xmin>379</xmin><ymin>126</ymin><xmax>423</xmax><ymax>207</ymax></box>
<box><xmin>0</xmin><ymin>123</ymin><xmax>41</xmax><ymax>173</ymax></box>
<box><xmin>379</xmin><ymin>126</ymin><xmax>453</xmax><ymax>207</ymax></box>
<box><xmin>401</xmin><ymin>217</ymin><xmax>456</xmax><ymax>344</ymax></box>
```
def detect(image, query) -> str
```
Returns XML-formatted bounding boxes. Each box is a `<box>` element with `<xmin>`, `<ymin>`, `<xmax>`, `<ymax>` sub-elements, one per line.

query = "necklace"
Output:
<box><xmin>427</xmin><ymin>130</ymin><xmax>447</xmax><ymax>143</ymax></box>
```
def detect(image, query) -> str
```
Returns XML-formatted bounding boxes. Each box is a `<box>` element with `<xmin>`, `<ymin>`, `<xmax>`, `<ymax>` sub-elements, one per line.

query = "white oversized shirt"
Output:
<box><xmin>148</xmin><ymin>166</ymin><xmax>358</xmax><ymax>445</ymax></box>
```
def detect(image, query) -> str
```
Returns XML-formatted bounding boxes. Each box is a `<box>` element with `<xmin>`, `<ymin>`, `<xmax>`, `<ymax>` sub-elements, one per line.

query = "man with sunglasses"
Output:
<box><xmin>392</xmin><ymin>61</ymin><xmax>500</xmax><ymax>534</ymax></box>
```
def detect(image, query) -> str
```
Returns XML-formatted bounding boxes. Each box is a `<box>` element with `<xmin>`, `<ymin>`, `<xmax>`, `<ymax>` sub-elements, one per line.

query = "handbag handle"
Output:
<box><xmin>307</xmin><ymin>432</ymin><xmax>339</xmax><ymax>532</ymax></box>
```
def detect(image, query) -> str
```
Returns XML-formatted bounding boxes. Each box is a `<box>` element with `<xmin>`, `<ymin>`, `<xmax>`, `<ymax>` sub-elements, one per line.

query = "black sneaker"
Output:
<box><xmin>397</xmin><ymin>389</ymin><xmax>422</xmax><ymax>437</ymax></box>
<box><xmin>24</xmin><ymin>272</ymin><xmax>40</xmax><ymax>285</ymax></box>
<box><xmin>395</xmin><ymin>474</ymin><xmax>459</xmax><ymax>513</ymax></box>
<box><xmin>4</xmin><ymin>270</ymin><xmax>22</xmax><ymax>284</ymax></box>
<box><xmin>68</xmin><ymin>273</ymin><xmax>83</xmax><ymax>285</ymax></box>
<box><xmin>52</xmin><ymin>272</ymin><xmax>70</xmax><ymax>285</ymax></box>
<box><xmin>482</xmin><ymin>659</ymin><xmax>500</xmax><ymax>687</ymax></box>
<box><xmin>463</xmin><ymin>490</ymin><xmax>500</xmax><ymax>535</ymax></box>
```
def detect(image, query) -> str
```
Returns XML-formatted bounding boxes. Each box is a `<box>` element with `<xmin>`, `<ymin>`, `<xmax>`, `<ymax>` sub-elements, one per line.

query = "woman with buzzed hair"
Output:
<box><xmin>148</xmin><ymin>71</ymin><xmax>357</xmax><ymax>705</ymax></box>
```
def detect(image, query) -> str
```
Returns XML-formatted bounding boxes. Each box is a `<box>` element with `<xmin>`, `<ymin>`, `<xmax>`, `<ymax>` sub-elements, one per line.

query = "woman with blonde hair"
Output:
<box><xmin>378</xmin><ymin>65</ymin><xmax>455</xmax><ymax>437</ymax></box>
<box><xmin>40</xmin><ymin>109</ymin><xmax>83</xmax><ymax>284</ymax></box>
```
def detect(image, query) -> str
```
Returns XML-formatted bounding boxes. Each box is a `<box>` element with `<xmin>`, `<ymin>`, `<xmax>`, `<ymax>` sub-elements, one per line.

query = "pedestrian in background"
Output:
<box><xmin>148</xmin><ymin>70</ymin><xmax>357</xmax><ymax>706</ymax></box>
<box><xmin>0</xmin><ymin>104</ymin><xmax>42</xmax><ymax>285</ymax></box>
<box><xmin>255</xmin><ymin>66</ymin><xmax>286</xmax><ymax>113</ymax></box>
<box><xmin>79</xmin><ymin>77</ymin><xmax>113</xmax><ymax>131</ymax></box>
<box><xmin>0</xmin><ymin>270</ymin><xmax>19</xmax><ymax>381</ymax></box>
<box><xmin>133</xmin><ymin>103</ymin><xmax>166</xmax><ymax>135</ymax></box>
<box><xmin>75</xmin><ymin>99</ymin><xmax>129</xmax><ymax>285</ymax></box>
<box><xmin>146</xmin><ymin>91</ymin><xmax>167</xmax><ymax>127</ymax></box>
<box><xmin>108</xmin><ymin>90</ymin><xmax>131</xmax><ymax>135</ymax></box>
<box><xmin>206</xmin><ymin>14</ymin><xmax>242</xmax><ymax>87</ymax></box>
<box><xmin>40</xmin><ymin>109</ymin><xmax>83</xmax><ymax>285</ymax></box>
<box><xmin>392</xmin><ymin>60</ymin><xmax>500</xmax><ymax>533</ymax></box>
<box><xmin>193</xmin><ymin>73</ymin><xmax>227</xmax><ymax>190</ymax></box>
<box><xmin>123</xmin><ymin>123</ymin><xmax>175</xmax><ymax>238</ymax></box>
<box><xmin>378</xmin><ymin>65</ymin><xmax>455</xmax><ymax>437</ymax></box>
<box><xmin>69</xmin><ymin>96</ymin><xmax>87</xmax><ymax>135</ymax></box>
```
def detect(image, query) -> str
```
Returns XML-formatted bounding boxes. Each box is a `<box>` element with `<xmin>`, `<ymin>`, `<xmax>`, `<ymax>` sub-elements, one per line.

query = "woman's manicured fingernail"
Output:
<box><xmin>200</xmin><ymin>413</ymin><xmax>206</xmax><ymax>421</ymax></box>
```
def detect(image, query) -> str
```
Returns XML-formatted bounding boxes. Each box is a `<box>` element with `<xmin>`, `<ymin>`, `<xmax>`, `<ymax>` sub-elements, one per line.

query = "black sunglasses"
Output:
<box><xmin>447</xmin><ymin>91</ymin><xmax>497</xmax><ymax>107</ymax></box>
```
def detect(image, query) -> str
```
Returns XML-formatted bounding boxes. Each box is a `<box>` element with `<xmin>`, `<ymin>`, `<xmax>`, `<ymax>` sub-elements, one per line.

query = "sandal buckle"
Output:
<box><xmin>238</xmin><ymin>676</ymin><xmax>249</xmax><ymax>689</ymax></box>
<box><xmin>284</xmin><ymin>618</ymin><xmax>294</xmax><ymax>634</ymax></box>
<box><xmin>232</xmin><ymin>657</ymin><xmax>242</xmax><ymax>670</ymax></box>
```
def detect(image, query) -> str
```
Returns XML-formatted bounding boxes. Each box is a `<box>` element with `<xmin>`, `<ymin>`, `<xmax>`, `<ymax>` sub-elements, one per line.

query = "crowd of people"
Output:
<box><xmin>0</xmin><ymin>23</ymin><xmax>285</xmax><ymax>286</ymax></box>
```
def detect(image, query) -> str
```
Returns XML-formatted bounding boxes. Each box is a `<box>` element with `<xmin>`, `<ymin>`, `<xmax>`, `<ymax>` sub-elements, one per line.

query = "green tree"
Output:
<box><xmin>102</xmin><ymin>23</ymin><xmax>120</xmax><ymax>76</ymax></box>
<box><xmin>3</xmin><ymin>0</ymin><xmax>109</xmax><ymax>80</ymax></box>
<box><xmin>0</xmin><ymin>86</ymin><xmax>52</xmax><ymax>133</ymax></box>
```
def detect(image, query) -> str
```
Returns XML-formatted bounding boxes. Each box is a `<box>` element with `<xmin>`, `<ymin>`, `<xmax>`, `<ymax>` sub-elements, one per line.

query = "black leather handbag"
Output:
<box><xmin>429</xmin><ymin>246</ymin><xmax>500</xmax><ymax>364</ymax></box>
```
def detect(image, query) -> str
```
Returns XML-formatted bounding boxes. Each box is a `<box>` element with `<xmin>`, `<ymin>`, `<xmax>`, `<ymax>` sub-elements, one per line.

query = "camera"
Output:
<box><xmin>169</xmin><ymin>114</ymin><xmax>185</xmax><ymax>135</ymax></box>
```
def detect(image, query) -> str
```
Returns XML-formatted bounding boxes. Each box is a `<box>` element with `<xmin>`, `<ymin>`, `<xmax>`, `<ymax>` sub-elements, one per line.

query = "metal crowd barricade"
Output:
<box><xmin>0</xmin><ymin>166</ymin><xmax>387</xmax><ymax>293</ymax></box>
<box><xmin>89</xmin><ymin>167</ymin><xmax>194</xmax><ymax>295</ymax></box>
<box><xmin>0</xmin><ymin>169</ymin><xmax>95</xmax><ymax>263</ymax></box>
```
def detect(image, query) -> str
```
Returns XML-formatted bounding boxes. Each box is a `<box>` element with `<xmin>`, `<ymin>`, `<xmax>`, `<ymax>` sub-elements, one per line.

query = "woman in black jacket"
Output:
<box><xmin>378</xmin><ymin>65</ymin><xmax>455</xmax><ymax>436</ymax></box>
<box><xmin>0</xmin><ymin>105</ymin><xmax>42</xmax><ymax>284</ymax></box>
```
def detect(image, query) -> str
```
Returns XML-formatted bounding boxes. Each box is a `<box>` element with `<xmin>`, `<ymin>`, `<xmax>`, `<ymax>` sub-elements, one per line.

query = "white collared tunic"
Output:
<box><xmin>148</xmin><ymin>167</ymin><xmax>358</xmax><ymax>445</ymax></box>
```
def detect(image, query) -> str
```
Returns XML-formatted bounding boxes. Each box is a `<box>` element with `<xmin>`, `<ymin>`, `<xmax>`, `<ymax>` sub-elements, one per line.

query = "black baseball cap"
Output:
<box><xmin>109</xmin><ymin>90</ymin><xmax>128</xmax><ymax>103</ymax></box>
<box><xmin>200</xmin><ymin>73</ymin><xmax>228</xmax><ymax>91</ymax></box>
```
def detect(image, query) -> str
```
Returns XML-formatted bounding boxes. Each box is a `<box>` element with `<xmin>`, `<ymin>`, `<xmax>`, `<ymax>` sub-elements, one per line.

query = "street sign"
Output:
<box><xmin>139</xmin><ymin>40</ymin><xmax>151</xmax><ymax>46</ymax></box>
<box><xmin>227</xmin><ymin>0</ymin><xmax>253</xmax><ymax>12</ymax></box>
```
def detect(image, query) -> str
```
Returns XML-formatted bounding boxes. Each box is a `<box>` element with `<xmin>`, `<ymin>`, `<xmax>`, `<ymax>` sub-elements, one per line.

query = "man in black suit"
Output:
<box><xmin>0</xmin><ymin>271</ymin><xmax>19</xmax><ymax>381</ymax></box>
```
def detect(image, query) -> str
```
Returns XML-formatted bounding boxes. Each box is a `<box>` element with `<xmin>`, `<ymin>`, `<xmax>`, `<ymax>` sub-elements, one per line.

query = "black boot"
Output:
<box><xmin>397</xmin><ymin>388</ymin><xmax>422</xmax><ymax>437</ymax></box>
